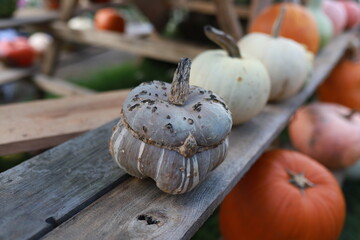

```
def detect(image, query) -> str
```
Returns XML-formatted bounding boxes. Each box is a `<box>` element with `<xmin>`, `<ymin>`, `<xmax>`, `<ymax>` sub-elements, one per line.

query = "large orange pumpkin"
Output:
<box><xmin>250</xmin><ymin>3</ymin><xmax>320</xmax><ymax>53</ymax></box>
<box><xmin>317</xmin><ymin>43</ymin><xmax>360</xmax><ymax>110</ymax></box>
<box><xmin>219</xmin><ymin>149</ymin><xmax>346</xmax><ymax>240</ymax></box>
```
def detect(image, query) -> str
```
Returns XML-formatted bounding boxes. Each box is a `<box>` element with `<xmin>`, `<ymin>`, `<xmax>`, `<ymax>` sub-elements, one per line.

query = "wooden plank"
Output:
<box><xmin>214</xmin><ymin>0</ymin><xmax>242</xmax><ymax>40</ymax></box>
<box><xmin>33</xmin><ymin>74</ymin><xmax>96</xmax><ymax>96</ymax></box>
<box><xmin>0</xmin><ymin>67</ymin><xmax>35</xmax><ymax>85</ymax></box>
<box><xmin>41</xmin><ymin>31</ymin><xmax>355</xmax><ymax>240</ymax></box>
<box><xmin>0</xmin><ymin>119</ymin><xmax>128</xmax><ymax>240</ymax></box>
<box><xmin>0</xmin><ymin>8</ymin><xmax>58</xmax><ymax>29</ymax></box>
<box><xmin>172</xmin><ymin>0</ymin><xmax>250</xmax><ymax>17</ymax></box>
<box><xmin>0</xmin><ymin>89</ymin><xmax>129</xmax><ymax>155</ymax></box>
<box><xmin>52</xmin><ymin>22</ymin><xmax>208</xmax><ymax>63</ymax></box>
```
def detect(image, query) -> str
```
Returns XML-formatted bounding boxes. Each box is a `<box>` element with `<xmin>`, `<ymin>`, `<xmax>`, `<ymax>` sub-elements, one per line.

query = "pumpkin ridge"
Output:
<box><xmin>120</xmin><ymin>114</ymin><xmax>229</xmax><ymax>157</ymax></box>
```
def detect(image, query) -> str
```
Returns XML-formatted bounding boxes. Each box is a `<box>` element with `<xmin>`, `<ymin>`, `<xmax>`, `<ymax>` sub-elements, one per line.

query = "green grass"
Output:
<box><xmin>0</xmin><ymin>153</ymin><xmax>31</xmax><ymax>172</ymax></box>
<box><xmin>68</xmin><ymin>59</ymin><xmax>176</xmax><ymax>92</ymax></box>
<box><xmin>340</xmin><ymin>179</ymin><xmax>360</xmax><ymax>240</ymax></box>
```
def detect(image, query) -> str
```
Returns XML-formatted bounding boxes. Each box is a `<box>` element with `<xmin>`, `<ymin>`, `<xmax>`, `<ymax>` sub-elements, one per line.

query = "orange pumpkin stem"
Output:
<box><xmin>287</xmin><ymin>169</ymin><xmax>315</xmax><ymax>194</ymax></box>
<box><xmin>204</xmin><ymin>25</ymin><xmax>241</xmax><ymax>58</ymax></box>
<box><xmin>271</xmin><ymin>6</ymin><xmax>286</xmax><ymax>38</ymax></box>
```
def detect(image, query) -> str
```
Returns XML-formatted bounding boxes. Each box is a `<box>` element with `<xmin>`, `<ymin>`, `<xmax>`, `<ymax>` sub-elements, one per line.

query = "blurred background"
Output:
<box><xmin>1</xmin><ymin>0</ymin><xmax>360</xmax><ymax>239</ymax></box>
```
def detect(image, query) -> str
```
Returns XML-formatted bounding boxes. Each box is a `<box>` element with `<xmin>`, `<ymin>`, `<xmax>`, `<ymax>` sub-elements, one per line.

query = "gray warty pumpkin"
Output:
<box><xmin>109</xmin><ymin>58</ymin><xmax>232</xmax><ymax>194</ymax></box>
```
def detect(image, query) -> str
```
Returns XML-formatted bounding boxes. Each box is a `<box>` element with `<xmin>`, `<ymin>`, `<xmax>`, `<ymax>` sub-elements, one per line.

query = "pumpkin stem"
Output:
<box><xmin>204</xmin><ymin>25</ymin><xmax>241</xmax><ymax>58</ymax></box>
<box><xmin>287</xmin><ymin>169</ymin><xmax>315</xmax><ymax>195</ymax></box>
<box><xmin>271</xmin><ymin>6</ymin><xmax>286</xmax><ymax>38</ymax></box>
<box><xmin>169</xmin><ymin>58</ymin><xmax>191</xmax><ymax>106</ymax></box>
<box><xmin>345</xmin><ymin>37</ymin><xmax>360</xmax><ymax>62</ymax></box>
<box><xmin>344</xmin><ymin>109</ymin><xmax>358</xmax><ymax>120</ymax></box>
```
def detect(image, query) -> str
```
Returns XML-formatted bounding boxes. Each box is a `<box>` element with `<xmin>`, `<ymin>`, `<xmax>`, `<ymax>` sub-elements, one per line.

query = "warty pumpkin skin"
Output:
<box><xmin>250</xmin><ymin>3</ymin><xmax>320</xmax><ymax>53</ymax></box>
<box><xmin>289</xmin><ymin>102</ymin><xmax>360</xmax><ymax>169</ymax></box>
<box><xmin>110</xmin><ymin>58</ymin><xmax>232</xmax><ymax>194</ymax></box>
<box><xmin>190</xmin><ymin>26</ymin><xmax>270</xmax><ymax>125</ymax></box>
<box><xmin>239</xmin><ymin>7</ymin><xmax>310</xmax><ymax>101</ymax></box>
<box><xmin>317</xmin><ymin>42</ymin><xmax>360</xmax><ymax>110</ymax></box>
<box><xmin>219</xmin><ymin>149</ymin><xmax>346</xmax><ymax>240</ymax></box>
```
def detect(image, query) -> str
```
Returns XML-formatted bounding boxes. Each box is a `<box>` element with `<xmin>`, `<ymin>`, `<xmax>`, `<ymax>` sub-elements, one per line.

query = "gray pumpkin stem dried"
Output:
<box><xmin>169</xmin><ymin>58</ymin><xmax>191</xmax><ymax>106</ymax></box>
<box><xmin>204</xmin><ymin>25</ymin><xmax>241</xmax><ymax>58</ymax></box>
<box><xmin>272</xmin><ymin>6</ymin><xmax>286</xmax><ymax>38</ymax></box>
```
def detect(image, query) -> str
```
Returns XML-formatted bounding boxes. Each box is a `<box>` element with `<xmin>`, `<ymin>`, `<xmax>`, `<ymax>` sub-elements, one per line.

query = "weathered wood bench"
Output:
<box><xmin>0</xmin><ymin>31</ymin><xmax>354</xmax><ymax>239</ymax></box>
<box><xmin>0</xmin><ymin>88</ymin><xmax>129</xmax><ymax>155</ymax></box>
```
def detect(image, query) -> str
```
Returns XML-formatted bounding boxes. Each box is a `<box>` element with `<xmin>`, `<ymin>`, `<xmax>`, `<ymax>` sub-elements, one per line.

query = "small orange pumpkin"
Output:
<box><xmin>94</xmin><ymin>8</ymin><xmax>125</xmax><ymax>33</ymax></box>
<box><xmin>219</xmin><ymin>149</ymin><xmax>346</xmax><ymax>240</ymax></box>
<box><xmin>250</xmin><ymin>3</ymin><xmax>320</xmax><ymax>53</ymax></box>
<box><xmin>317</xmin><ymin>41</ymin><xmax>360</xmax><ymax>110</ymax></box>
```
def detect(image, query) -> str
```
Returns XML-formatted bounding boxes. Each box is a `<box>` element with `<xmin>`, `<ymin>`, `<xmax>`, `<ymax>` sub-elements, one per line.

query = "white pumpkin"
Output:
<box><xmin>238</xmin><ymin>7</ymin><xmax>310</xmax><ymax>101</ymax></box>
<box><xmin>28</xmin><ymin>32</ymin><xmax>53</xmax><ymax>54</ymax></box>
<box><xmin>68</xmin><ymin>16</ymin><xmax>93</xmax><ymax>30</ymax></box>
<box><xmin>190</xmin><ymin>26</ymin><xmax>270</xmax><ymax>125</ymax></box>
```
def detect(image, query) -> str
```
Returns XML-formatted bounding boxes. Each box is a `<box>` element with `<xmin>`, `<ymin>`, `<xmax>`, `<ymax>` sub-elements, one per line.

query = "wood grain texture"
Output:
<box><xmin>0</xmin><ymin>8</ymin><xmax>58</xmax><ymax>29</ymax></box>
<box><xmin>33</xmin><ymin>74</ymin><xmax>96</xmax><ymax>96</ymax></box>
<box><xmin>52</xmin><ymin>22</ymin><xmax>208</xmax><ymax>64</ymax></box>
<box><xmin>172</xmin><ymin>0</ymin><xmax>250</xmax><ymax>17</ymax></box>
<box><xmin>41</xmin><ymin>31</ymin><xmax>357</xmax><ymax>240</ymax></box>
<box><xmin>0</xmin><ymin>66</ymin><xmax>35</xmax><ymax>85</ymax></box>
<box><xmin>0</xmin><ymin>119</ymin><xmax>129</xmax><ymax>240</ymax></box>
<box><xmin>214</xmin><ymin>0</ymin><xmax>242</xmax><ymax>40</ymax></box>
<box><xmin>0</xmin><ymin>89</ymin><xmax>129</xmax><ymax>155</ymax></box>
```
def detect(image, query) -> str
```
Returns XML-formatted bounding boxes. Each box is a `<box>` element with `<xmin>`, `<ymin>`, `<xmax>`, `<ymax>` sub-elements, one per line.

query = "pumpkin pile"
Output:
<box><xmin>106</xmin><ymin>0</ymin><xmax>356</xmax><ymax>237</ymax></box>
<box><xmin>190</xmin><ymin>26</ymin><xmax>271</xmax><ymax>125</ymax></box>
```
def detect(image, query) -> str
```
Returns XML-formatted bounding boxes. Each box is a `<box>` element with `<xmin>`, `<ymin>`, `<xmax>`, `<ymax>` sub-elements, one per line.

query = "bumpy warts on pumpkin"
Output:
<box><xmin>109</xmin><ymin>58</ymin><xmax>232</xmax><ymax>194</ymax></box>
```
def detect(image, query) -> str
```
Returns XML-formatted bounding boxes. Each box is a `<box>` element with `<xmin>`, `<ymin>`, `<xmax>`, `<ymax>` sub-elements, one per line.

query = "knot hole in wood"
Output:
<box><xmin>45</xmin><ymin>217</ymin><xmax>58</xmax><ymax>228</ymax></box>
<box><xmin>137</xmin><ymin>214</ymin><xmax>160</xmax><ymax>225</ymax></box>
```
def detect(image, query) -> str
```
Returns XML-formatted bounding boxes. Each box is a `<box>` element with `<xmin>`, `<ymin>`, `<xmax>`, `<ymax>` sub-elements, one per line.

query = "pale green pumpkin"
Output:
<box><xmin>307</xmin><ymin>0</ymin><xmax>333</xmax><ymax>49</ymax></box>
<box><xmin>190</xmin><ymin>26</ymin><xmax>270</xmax><ymax>125</ymax></box>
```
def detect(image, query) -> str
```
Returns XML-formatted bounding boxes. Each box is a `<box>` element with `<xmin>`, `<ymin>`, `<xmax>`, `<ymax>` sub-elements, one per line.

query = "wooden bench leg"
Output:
<box><xmin>213</xmin><ymin>0</ymin><xmax>242</xmax><ymax>41</ymax></box>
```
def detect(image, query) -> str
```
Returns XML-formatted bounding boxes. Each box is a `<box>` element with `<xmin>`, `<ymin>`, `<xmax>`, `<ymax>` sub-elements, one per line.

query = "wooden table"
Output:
<box><xmin>0</xmin><ymin>31</ymin><xmax>355</xmax><ymax>239</ymax></box>
<box><xmin>0</xmin><ymin>8</ymin><xmax>58</xmax><ymax>29</ymax></box>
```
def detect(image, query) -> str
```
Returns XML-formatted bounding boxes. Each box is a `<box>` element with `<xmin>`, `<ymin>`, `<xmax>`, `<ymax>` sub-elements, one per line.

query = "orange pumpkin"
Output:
<box><xmin>94</xmin><ymin>8</ymin><xmax>125</xmax><ymax>33</ymax></box>
<box><xmin>317</xmin><ymin>43</ymin><xmax>360</xmax><ymax>110</ymax></box>
<box><xmin>219</xmin><ymin>149</ymin><xmax>346</xmax><ymax>240</ymax></box>
<box><xmin>250</xmin><ymin>3</ymin><xmax>320</xmax><ymax>53</ymax></box>
<box><xmin>289</xmin><ymin>102</ymin><xmax>360</xmax><ymax>169</ymax></box>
